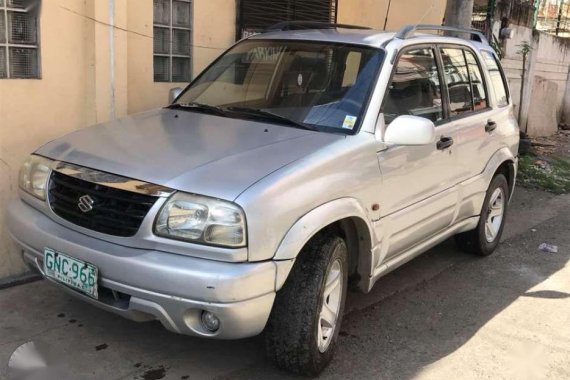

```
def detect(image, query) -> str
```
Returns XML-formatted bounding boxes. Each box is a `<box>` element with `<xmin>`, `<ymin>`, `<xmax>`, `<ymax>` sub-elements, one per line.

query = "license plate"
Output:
<box><xmin>43</xmin><ymin>248</ymin><xmax>99</xmax><ymax>299</ymax></box>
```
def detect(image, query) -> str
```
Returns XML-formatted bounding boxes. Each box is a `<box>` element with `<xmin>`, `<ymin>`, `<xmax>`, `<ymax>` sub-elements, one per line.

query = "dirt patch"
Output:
<box><xmin>140</xmin><ymin>365</ymin><xmax>167</xmax><ymax>380</ymax></box>
<box><xmin>519</xmin><ymin>131</ymin><xmax>570</xmax><ymax>194</ymax></box>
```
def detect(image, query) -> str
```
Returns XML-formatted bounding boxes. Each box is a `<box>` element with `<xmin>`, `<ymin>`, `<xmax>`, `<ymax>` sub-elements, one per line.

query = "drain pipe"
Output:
<box><xmin>109</xmin><ymin>0</ymin><xmax>116</xmax><ymax>120</ymax></box>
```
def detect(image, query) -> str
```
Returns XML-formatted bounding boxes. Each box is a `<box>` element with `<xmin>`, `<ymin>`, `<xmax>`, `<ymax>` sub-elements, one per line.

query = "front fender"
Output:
<box><xmin>273</xmin><ymin>197</ymin><xmax>375</xmax><ymax>261</ymax></box>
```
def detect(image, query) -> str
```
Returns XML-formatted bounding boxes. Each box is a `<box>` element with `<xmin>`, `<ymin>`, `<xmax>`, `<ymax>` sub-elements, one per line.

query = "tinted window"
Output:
<box><xmin>465</xmin><ymin>50</ymin><xmax>488</xmax><ymax>110</ymax></box>
<box><xmin>383</xmin><ymin>48</ymin><xmax>443</xmax><ymax>124</ymax></box>
<box><xmin>441</xmin><ymin>48</ymin><xmax>473</xmax><ymax>116</ymax></box>
<box><xmin>482</xmin><ymin>51</ymin><xmax>509</xmax><ymax>107</ymax></box>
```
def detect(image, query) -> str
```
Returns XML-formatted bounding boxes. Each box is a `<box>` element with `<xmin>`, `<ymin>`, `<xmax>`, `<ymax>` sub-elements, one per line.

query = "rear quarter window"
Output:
<box><xmin>481</xmin><ymin>51</ymin><xmax>509</xmax><ymax>107</ymax></box>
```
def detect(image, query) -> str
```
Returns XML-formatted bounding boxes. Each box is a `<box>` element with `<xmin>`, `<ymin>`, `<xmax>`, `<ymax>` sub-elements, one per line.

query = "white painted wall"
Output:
<box><xmin>496</xmin><ymin>22</ymin><xmax>570</xmax><ymax>136</ymax></box>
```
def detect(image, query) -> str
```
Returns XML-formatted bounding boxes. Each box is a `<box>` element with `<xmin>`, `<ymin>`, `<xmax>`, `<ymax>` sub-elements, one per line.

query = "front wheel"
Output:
<box><xmin>455</xmin><ymin>174</ymin><xmax>510</xmax><ymax>256</ymax></box>
<box><xmin>264</xmin><ymin>234</ymin><xmax>348</xmax><ymax>376</ymax></box>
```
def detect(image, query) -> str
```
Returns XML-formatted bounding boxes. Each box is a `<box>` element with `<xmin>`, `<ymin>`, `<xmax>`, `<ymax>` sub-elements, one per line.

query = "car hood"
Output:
<box><xmin>36</xmin><ymin>109</ymin><xmax>344</xmax><ymax>200</ymax></box>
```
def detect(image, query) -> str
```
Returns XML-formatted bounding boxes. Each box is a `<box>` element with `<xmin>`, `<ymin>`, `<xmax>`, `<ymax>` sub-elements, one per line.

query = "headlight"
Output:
<box><xmin>155</xmin><ymin>193</ymin><xmax>246</xmax><ymax>247</ymax></box>
<box><xmin>19</xmin><ymin>155</ymin><xmax>53</xmax><ymax>200</ymax></box>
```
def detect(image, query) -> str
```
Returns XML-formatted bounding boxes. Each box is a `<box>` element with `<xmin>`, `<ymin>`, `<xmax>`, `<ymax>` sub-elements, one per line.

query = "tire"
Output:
<box><xmin>455</xmin><ymin>174</ymin><xmax>510</xmax><ymax>256</ymax></box>
<box><xmin>265</xmin><ymin>234</ymin><xmax>348</xmax><ymax>376</ymax></box>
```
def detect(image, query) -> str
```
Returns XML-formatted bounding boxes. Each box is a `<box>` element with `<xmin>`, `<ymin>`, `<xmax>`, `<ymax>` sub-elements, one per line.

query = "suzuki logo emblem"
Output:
<box><xmin>78</xmin><ymin>195</ymin><xmax>95</xmax><ymax>213</ymax></box>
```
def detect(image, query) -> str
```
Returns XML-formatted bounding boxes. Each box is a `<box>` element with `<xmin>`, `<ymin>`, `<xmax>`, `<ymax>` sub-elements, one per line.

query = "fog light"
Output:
<box><xmin>201</xmin><ymin>311</ymin><xmax>220</xmax><ymax>332</ymax></box>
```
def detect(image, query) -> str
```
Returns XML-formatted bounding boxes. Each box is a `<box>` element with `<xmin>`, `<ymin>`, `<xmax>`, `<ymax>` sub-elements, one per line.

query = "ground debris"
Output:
<box><xmin>538</xmin><ymin>243</ymin><xmax>559</xmax><ymax>253</ymax></box>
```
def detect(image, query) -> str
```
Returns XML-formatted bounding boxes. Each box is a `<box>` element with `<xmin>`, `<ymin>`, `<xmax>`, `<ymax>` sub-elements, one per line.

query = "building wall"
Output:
<box><xmin>338</xmin><ymin>0</ymin><xmax>446</xmax><ymax>29</ymax></box>
<box><xmin>496</xmin><ymin>22</ymin><xmax>570</xmax><ymax>136</ymax></box>
<box><xmin>0</xmin><ymin>0</ymin><xmax>98</xmax><ymax>280</ymax></box>
<box><xmin>0</xmin><ymin>0</ymin><xmax>445</xmax><ymax>281</ymax></box>
<box><xmin>125</xmin><ymin>0</ymin><xmax>236</xmax><ymax>115</ymax></box>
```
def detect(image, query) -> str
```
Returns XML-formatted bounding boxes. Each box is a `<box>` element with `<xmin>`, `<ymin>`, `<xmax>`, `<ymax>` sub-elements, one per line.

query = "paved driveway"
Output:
<box><xmin>1</xmin><ymin>188</ymin><xmax>569</xmax><ymax>379</ymax></box>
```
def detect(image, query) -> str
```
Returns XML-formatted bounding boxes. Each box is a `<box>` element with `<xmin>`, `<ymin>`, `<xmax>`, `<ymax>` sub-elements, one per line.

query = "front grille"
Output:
<box><xmin>48</xmin><ymin>171</ymin><xmax>158</xmax><ymax>237</ymax></box>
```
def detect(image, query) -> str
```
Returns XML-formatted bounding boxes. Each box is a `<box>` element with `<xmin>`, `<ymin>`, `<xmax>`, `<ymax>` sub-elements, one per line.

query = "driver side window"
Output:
<box><xmin>383</xmin><ymin>48</ymin><xmax>443</xmax><ymax>125</ymax></box>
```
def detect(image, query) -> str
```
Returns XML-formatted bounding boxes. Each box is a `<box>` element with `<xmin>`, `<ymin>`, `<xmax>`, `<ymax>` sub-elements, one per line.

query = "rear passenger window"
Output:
<box><xmin>482</xmin><ymin>51</ymin><xmax>509</xmax><ymax>107</ymax></box>
<box><xmin>383</xmin><ymin>48</ymin><xmax>443</xmax><ymax>125</ymax></box>
<box><xmin>440</xmin><ymin>48</ymin><xmax>473</xmax><ymax>116</ymax></box>
<box><xmin>464</xmin><ymin>50</ymin><xmax>488</xmax><ymax>110</ymax></box>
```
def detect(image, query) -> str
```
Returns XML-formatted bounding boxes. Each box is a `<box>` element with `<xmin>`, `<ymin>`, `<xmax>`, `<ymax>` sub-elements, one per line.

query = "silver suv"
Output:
<box><xmin>8</xmin><ymin>23</ymin><xmax>519</xmax><ymax>375</ymax></box>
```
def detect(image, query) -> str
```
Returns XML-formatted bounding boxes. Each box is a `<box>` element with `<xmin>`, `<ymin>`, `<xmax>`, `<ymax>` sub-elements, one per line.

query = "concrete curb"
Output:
<box><xmin>0</xmin><ymin>271</ymin><xmax>42</xmax><ymax>290</ymax></box>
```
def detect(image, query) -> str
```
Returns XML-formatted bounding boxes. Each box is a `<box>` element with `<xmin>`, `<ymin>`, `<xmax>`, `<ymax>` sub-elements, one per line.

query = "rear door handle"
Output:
<box><xmin>437</xmin><ymin>136</ymin><xmax>454</xmax><ymax>151</ymax></box>
<box><xmin>485</xmin><ymin>120</ymin><xmax>497</xmax><ymax>133</ymax></box>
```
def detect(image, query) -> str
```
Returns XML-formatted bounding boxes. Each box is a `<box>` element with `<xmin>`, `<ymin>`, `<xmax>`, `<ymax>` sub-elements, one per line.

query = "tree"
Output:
<box><xmin>444</xmin><ymin>0</ymin><xmax>475</xmax><ymax>29</ymax></box>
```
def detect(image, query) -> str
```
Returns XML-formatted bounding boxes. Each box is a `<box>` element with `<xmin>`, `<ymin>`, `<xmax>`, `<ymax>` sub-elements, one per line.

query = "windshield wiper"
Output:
<box><xmin>224</xmin><ymin>107</ymin><xmax>319</xmax><ymax>131</ymax></box>
<box><xmin>168</xmin><ymin>102</ymin><xmax>228</xmax><ymax>117</ymax></box>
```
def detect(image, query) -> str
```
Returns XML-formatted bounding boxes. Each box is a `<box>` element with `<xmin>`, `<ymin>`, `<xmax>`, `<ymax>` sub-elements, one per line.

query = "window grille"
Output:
<box><xmin>153</xmin><ymin>0</ymin><xmax>192</xmax><ymax>82</ymax></box>
<box><xmin>238</xmin><ymin>0</ymin><xmax>337</xmax><ymax>39</ymax></box>
<box><xmin>0</xmin><ymin>0</ymin><xmax>41</xmax><ymax>79</ymax></box>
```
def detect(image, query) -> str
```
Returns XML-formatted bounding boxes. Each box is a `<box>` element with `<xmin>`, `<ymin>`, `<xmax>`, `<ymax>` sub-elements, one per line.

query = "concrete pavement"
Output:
<box><xmin>1</xmin><ymin>187</ymin><xmax>569</xmax><ymax>379</ymax></box>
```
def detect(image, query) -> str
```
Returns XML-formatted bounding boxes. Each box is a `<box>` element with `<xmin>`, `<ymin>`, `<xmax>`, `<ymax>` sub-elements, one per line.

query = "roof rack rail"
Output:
<box><xmin>265</xmin><ymin>21</ymin><xmax>372</xmax><ymax>33</ymax></box>
<box><xmin>395</xmin><ymin>24</ymin><xmax>489</xmax><ymax>45</ymax></box>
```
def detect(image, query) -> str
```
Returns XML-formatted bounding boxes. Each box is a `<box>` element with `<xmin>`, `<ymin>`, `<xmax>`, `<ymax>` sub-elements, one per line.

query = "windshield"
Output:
<box><xmin>175</xmin><ymin>40</ymin><xmax>385</xmax><ymax>133</ymax></box>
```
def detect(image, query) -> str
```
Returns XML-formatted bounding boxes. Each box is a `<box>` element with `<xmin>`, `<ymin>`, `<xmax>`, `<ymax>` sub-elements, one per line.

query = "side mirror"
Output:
<box><xmin>384</xmin><ymin>115</ymin><xmax>436</xmax><ymax>146</ymax></box>
<box><xmin>169</xmin><ymin>87</ymin><xmax>183</xmax><ymax>104</ymax></box>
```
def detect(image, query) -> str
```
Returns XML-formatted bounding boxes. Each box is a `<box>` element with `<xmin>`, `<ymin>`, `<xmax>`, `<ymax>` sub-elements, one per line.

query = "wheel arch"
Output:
<box><xmin>493</xmin><ymin>159</ymin><xmax>516</xmax><ymax>198</ymax></box>
<box><xmin>273</xmin><ymin>198</ymin><xmax>375</xmax><ymax>292</ymax></box>
<box><xmin>485</xmin><ymin>147</ymin><xmax>517</xmax><ymax>198</ymax></box>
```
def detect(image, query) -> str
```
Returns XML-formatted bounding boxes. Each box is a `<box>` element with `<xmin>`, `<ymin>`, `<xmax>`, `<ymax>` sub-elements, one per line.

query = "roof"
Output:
<box><xmin>249</xmin><ymin>28</ymin><xmax>397</xmax><ymax>48</ymax></box>
<box><xmin>248</xmin><ymin>26</ymin><xmax>491</xmax><ymax>52</ymax></box>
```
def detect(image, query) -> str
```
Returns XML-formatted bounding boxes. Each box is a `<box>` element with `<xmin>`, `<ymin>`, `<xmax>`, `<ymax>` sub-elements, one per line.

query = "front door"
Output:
<box><xmin>377</xmin><ymin>46</ymin><xmax>459</xmax><ymax>260</ymax></box>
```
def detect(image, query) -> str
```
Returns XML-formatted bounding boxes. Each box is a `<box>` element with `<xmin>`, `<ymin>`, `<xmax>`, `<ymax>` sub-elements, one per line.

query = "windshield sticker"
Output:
<box><xmin>342</xmin><ymin>115</ymin><xmax>357</xmax><ymax>130</ymax></box>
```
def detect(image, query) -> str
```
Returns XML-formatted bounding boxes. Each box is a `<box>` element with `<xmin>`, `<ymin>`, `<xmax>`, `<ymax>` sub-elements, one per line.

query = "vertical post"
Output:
<box><xmin>557</xmin><ymin>0</ymin><xmax>565</xmax><ymax>36</ymax></box>
<box><xmin>109</xmin><ymin>0</ymin><xmax>116</xmax><ymax>120</ymax></box>
<box><xmin>519</xmin><ymin>52</ymin><xmax>526</xmax><ymax>124</ymax></box>
<box><xmin>444</xmin><ymin>0</ymin><xmax>474</xmax><ymax>30</ymax></box>
<box><xmin>533</xmin><ymin>0</ymin><xmax>541</xmax><ymax>29</ymax></box>
<box><xmin>486</xmin><ymin>0</ymin><xmax>496</xmax><ymax>41</ymax></box>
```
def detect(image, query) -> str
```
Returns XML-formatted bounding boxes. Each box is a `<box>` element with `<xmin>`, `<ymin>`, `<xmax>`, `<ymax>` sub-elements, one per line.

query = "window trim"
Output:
<box><xmin>381</xmin><ymin>43</ymin><xmax>448</xmax><ymax>127</ymax></box>
<box><xmin>0</xmin><ymin>3</ymin><xmax>42</xmax><ymax>79</ymax></box>
<box><xmin>438</xmin><ymin>44</ymin><xmax>492</xmax><ymax>121</ymax></box>
<box><xmin>153</xmin><ymin>0</ymin><xmax>193</xmax><ymax>83</ymax></box>
<box><xmin>481</xmin><ymin>49</ymin><xmax>510</xmax><ymax>108</ymax></box>
<box><xmin>381</xmin><ymin>42</ymin><xmax>500</xmax><ymax>129</ymax></box>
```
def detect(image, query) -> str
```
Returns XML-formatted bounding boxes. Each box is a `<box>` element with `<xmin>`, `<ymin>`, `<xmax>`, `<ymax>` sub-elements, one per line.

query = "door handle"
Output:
<box><xmin>437</xmin><ymin>136</ymin><xmax>454</xmax><ymax>151</ymax></box>
<box><xmin>485</xmin><ymin>120</ymin><xmax>497</xmax><ymax>133</ymax></box>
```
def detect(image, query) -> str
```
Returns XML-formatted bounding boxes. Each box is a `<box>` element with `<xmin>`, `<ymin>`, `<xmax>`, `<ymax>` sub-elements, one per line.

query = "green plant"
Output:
<box><xmin>518</xmin><ymin>154</ymin><xmax>570</xmax><ymax>194</ymax></box>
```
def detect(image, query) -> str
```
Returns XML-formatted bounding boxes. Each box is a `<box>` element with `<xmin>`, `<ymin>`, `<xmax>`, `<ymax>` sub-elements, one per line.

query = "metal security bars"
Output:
<box><xmin>0</xmin><ymin>0</ymin><xmax>41</xmax><ymax>79</ymax></box>
<box><xmin>153</xmin><ymin>0</ymin><xmax>192</xmax><ymax>82</ymax></box>
<box><xmin>237</xmin><ymin>0</ymin><xmax>338</xmax><ymax>40</ymax></box>
<box><xmin>536</xmin><ymin>0</ymin><xmax>570</xmax><ymax>37</ymax></box>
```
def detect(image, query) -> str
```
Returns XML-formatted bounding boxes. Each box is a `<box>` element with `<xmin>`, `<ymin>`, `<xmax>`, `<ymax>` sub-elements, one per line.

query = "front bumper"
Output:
<box><xmin>7</xmin><ymin>199</ymin><xmax>277</xmax><ymax>339</ymax></box>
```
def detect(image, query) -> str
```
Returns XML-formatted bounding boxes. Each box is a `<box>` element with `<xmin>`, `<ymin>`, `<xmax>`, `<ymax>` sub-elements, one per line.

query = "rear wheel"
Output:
<box><xmin>264</xmin><ymin>234</ymin><xmax>348</xmax><ymax>376</ymax></box>
<box><xmin>455</xmin><ymin>174</ymin><xmax>509</xmax><ymax>256</ymax></box>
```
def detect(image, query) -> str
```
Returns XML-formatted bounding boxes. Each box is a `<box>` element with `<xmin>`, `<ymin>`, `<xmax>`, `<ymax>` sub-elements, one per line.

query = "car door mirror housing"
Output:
<box><xmin>169</xmin><ymin>87</ymin><xmax>184</xmax><ymax>104</ymax></box>
<box><xmin>384</xmin><ymin>116</ymin><xmax>436</xmax><ymax>146</ymax></box>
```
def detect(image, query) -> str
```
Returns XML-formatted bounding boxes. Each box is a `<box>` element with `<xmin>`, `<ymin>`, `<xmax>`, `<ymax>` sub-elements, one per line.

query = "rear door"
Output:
<box><xmin>438</xmin><ymin>46</ymin><xmax>505</xmax><ymax>221</ymax></box>
<box><xmin>439</xmin><ymin>46</ymin><xmax>494</xmax><ymax>182</ymax></box>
